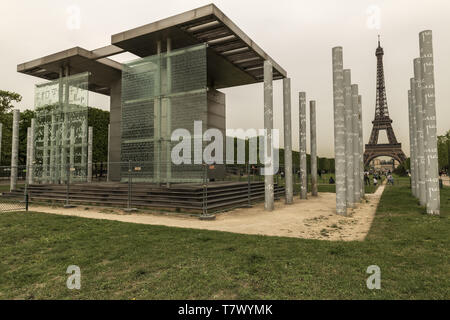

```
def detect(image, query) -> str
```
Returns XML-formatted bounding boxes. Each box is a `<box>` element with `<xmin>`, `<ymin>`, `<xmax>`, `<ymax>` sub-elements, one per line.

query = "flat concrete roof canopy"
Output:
<box><xmin>112</xmin><ymin>4</ymin><xmax>286</xmax><ymax>88</ymax></box>
<box><xmin>17</xmin><ymin>47</ymin><xmax>122</xmax><ymax>95</ymax></box>
<box><xmin>17</xmin><ymin>3</ymin><xmax>286</xmax><ymax>92</ymax></box>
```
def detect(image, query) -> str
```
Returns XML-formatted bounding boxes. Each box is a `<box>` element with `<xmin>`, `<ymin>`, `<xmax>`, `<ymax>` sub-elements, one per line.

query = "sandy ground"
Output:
<box><xmin>29</xmin><ymin>185</ymin><xmax>385</xmax><ymax>242</ymax></box>
<box><xmin>442</xmin><ymin>176</ymin><xmax>450</xmax><ymax>187</ymax></box>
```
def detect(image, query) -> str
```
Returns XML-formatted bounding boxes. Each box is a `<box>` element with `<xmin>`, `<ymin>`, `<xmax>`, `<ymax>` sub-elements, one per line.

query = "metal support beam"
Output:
<box><xmin>310</xmin><ymin>100</ymin><xmax>318</xmax><ymax>197</ymax></box>
<box><xmin>419</xmin><ymin>30</ymin><xmax>440</xmax><ymax>215</ymax></box>
<box><xmin>283</xmin><ymin>78</ymin><xmax>293</xmax><ymax>204</ymax></box>
<box><xmin>299</xmin><ymin>92</ymin><xmax>307</xmax><ymax>200</ymax></box>
<box><xmin>332</xmin><ymin>47</ymin><xmax>347</xmax><ymax>216</ymax></box>
<box><xmin>263</xmin><ymin>60</ymin><xmax>274</xmax><ymax>211</ymax></box>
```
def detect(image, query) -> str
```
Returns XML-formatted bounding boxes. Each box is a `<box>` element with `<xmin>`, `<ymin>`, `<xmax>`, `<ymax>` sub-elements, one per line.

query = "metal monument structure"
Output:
<box><xmin>17</xmin><ymin>4</ymin><xmax>289</xmax><ymax>212</ymax></box>
<box><xmin>364</xmin><ymin>37</ymin><xmax>406</xmax><ymax>167</ymax></box>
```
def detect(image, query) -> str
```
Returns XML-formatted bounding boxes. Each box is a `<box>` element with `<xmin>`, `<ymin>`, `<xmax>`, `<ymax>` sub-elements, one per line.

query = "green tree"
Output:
<box><xmin>88</xmin><ymin>107</ymin><xmax>110</xmax><ymax>164</ymax></box>
<box><xmin>0</xmin><ymin>90</ymin><xmax>22</xmax><ymax>114</ymax></box>
<box><xmin>437</xmin><ymin>130</ymin><xmax>450</xmax><ymax>172</ymax></box>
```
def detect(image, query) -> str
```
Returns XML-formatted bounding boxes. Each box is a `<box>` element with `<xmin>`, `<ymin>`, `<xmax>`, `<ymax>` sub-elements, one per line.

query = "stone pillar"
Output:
<box><xmin>264</xmin><ymin>61</ymin><xmax>274</xmax><ymax>211</ymax></box>
<box><xmin>10</xmin><ymin>109</ymin><xmax>20</xmax><ymax>191</ymax></box>
<box><xmin>419</xmin><ymin>30</ymin><xmax>440</xmax><ymax>215</ymax></box>
<box><xmin>410</xmin><ymin>78</ymin><xmax>419</xmax><ymax>198</ymax></box>
<box><xmin>299</xmin><ymin>92</ymin><xmax>307</xmax><ymax>200</ymax></box>
<box><xmin>413</xmin><ymin>60</ymin><xmax>427</xmax><ymax>206</ymax></box>
<box><xmin>343</xmin><ymin>69</ymin><xmax>354</xmax><ymax>208</ymax></box>
<box><xmin>26</xmin><ymin>127</ymin><xmax>31</xmax><ymax>184</ymax></box>
<box><xmin>358</xmin><ymin>95</ymin><xmax>364</xmax><ymax>198</ymax></box>
<box><xmin>29</xmin><ymin>119</ymin><xmax>35</xmax><ymax>184</ymax></box>
<box><xmin>351</xmin><ymin>84</ymin><xmax>360</xmax><ymax>202</ymax></box>
<box><xmin>332</xmin><ymin>47</ymin><xmax>347</xmax><ymax>216</ymax></box>
<box><xmin>310</xmin><ymin>100</ymin><xmax>318</xmax><ymax>197</ymax></box>
<box><xmin>407</xmin><ymin>90</ymin><xmax>417</xmax><ymax>197</ymax></box>
<box><xmin>283</xmin><ymin>78</ymin><xmax>293</xmax><ymax>204</ymax></box>
<box><xmin>107</xmin><ymin>124</ymin><xmax>111</xmax><ymax>182</ymax></box>
<box><xmin>88</xmin><ymin>126</ymin><xmax>93</xmax><ymax>183</ymax></box>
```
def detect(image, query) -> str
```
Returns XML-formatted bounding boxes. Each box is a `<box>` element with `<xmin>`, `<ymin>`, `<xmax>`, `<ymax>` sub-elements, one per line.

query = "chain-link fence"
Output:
<box><xmin>0</xmin><ymin>165</ymin><xmax>28</xmax><ymax>212</ymax></box>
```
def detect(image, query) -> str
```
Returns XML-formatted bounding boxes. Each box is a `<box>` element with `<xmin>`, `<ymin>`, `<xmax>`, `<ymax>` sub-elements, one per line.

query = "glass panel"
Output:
<box><xmin>121</xmin><ymin>44</ymin><xmax>207</xmax><ymax>183</ymax></box>
<box><xmin>34</xmin><ymin>72</ymin><xmax>89</xmax><ymax>183</ymax></box>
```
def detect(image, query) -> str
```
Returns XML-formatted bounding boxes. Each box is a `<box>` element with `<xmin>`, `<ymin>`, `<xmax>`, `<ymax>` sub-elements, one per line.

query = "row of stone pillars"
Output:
<box><xmin>264</xmin><ymin>61</ymin><xmax>321</xmax><ymax>211</ymax></box>
<box><xmin>331</xmin><ymin>47</ymin><xmax>365</xmax><ymax>216</ymax></box>
<box><xmin>7</xmin><ymin>111</ymin><xmax>94</xmax><ymax>191</ymax></box>
<box><xmin>407</xmin><ymin>30</ymin><xmax>440</xmax><ymax>215</ymax></box>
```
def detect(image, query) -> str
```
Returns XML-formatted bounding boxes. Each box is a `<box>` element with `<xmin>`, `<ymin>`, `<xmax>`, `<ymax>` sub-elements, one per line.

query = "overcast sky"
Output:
<box><xmin>1</xmin><ymin>0</ymin><xmax>449</xmax><ymax>158</ymax></box>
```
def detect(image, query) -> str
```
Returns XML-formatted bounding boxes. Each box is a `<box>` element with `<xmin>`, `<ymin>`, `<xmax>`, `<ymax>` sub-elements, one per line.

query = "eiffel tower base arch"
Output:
<box><xmin>364</xmin><ymin>143</ymin><xmax>407</xmax><ymax>167</ymax></box>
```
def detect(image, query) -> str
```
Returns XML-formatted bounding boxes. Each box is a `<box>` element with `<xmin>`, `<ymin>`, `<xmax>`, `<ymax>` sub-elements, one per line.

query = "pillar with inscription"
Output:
<box><xmin>10</xmin><ymin>109</ymin><xmax>20</xmax><ymax>191</ymax></box>
<box><xmin>413</xmin><ymin>60</ymin><xmax>427</xmax><ymax>206</ymax></box>
<box><xmin>310</xmin><ymin>100</ymin><xmax>318</xmax><ymax>197</ymax></box>
<box><xmin>419</xmin><ymin>30</ymin><xmax>440</xmax><ymax>215</ymax></box>
<box><xmin>343</xmin><ymin>70</ymin><xmax>354</xmax><ymax>207</ymax></box>
<box><xmin>283</xmin><ymin>78</ymin><xmax>293</xmax><ymax>204</ymax></box>
<box><xmin>332</xmin><ymin>47</ymin><xmax>347</xmax><ymax>216</ymax></box>
<box><xmin>358</xmin><ymin>95</ymin><xmax>364</xmax><ymax>198</ymax></box>
<box><xmin>299</xmin><ymin>92</ymin><xmax>307</xmax><ymax>200</ymax></box>
<box><xmin>351</xmin><ymin>85</ymin><xmax>360</xmax><ymax>202</ymax></box>
<box><xmin>264</xmin><ymin>61</ymin><xmax>274</xmax><ymax>211</ymax></box>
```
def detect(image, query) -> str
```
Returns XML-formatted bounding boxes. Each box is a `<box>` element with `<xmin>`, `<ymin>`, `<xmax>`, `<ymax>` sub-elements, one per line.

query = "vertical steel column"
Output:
<box><xmin>10</xmin><ymin>109</ymin><xmax>20</xmax><ymax>191</ymax></box>
<box><xmin>419</xmin><ymin>30</ymin><xmax>440</xmax><ymax>215</ymax></box>
<box><xmin>299</xmin><ymin>92</ymin><xmax>307</xmax><ymax>199</ymax></box>
<box><xmin>154</xmin><ymin>40</ymin><xmax>162</xmax><ymax>186</ymax></box>
<box><xmin>351</xmin><ymin>85</ymin><xmax>360</xmax><ymax>202</ymax></box>
<box><xmin>81</xmin><ymin>118</ymin><xmax>87</xmax><ymax>180</ymax></box>
<box><xmin>407</xmin><ymin>90</ymin><xmax>417</xmax><ymax>197</ymax></box>
<box><xmin>61</xmin><ymin>66</ymin><xmax>70</xmax><ymax>183</ymax></box>
<box><xmin>332</xmin><ymin>47</ymin><xmax>347</xmax><ymax>216</ymax></box>
<box><xmin>310</xmin><ymin>100</ymin><xmax>318</xmax><ymax>197</ymax></box>
<box><xmin>69</xmin><ymin>127</ymin><xmax>75</xmax><ymax>181</ymax></box>
<box><xmin>413</xmin><ymin>59</ymin><xmax>427</xmax><ymax>206</ymax></box>
<box><xmin>50</xmin><ymin>110</ymin><xmax>56</xmax><ymax>183</ymax></box>
<box><xmin>166</xmin><ymin>38</ymin><xmax>172</xmax><ymax>188</ymax></box>
<box><xmin>358</xmin><ymin>95</ymin><xmax>364</xmax><ymax>198</ymax></box>
<box><xmin>264</xmin><ymin>61</ymin><xmax>274</xmax><ymax>211</ymax></box>
<box><xmin>88</xmin><ymin>126</ymin><xmax>93</xmax><ymax>183</ymax></box>
<box><xmin>343</xmin><ymin>70</ymin><xmax>354</xmax><ymax>208</ymax></box>
<box><xmin>283</xmin><ymin>78</ymin><xmax>293</xmax><ymax>204</ymax></box>
<box><xmin>43</xmin><ymin>124</ymin><xmax>49</xmax><ymax>183</ymax></box>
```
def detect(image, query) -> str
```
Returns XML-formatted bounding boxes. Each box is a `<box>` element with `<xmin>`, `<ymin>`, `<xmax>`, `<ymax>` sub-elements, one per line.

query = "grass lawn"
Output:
<box><xmin>0</xmin><ymin>184</ymin><xmax>448</xmax><ymax>299</ymax></box>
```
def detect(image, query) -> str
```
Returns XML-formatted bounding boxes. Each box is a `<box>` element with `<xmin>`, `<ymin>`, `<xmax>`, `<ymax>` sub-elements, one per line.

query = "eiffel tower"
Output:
<box><xmin>364</xmin><ymin>36</ymin><xmax>406</xmax><ymax>166</ymax></box>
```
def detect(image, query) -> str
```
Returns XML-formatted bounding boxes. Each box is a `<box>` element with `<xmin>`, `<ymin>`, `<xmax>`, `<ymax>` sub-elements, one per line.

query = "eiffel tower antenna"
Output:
<box><xmin>364</xmin><ymin>36</ymin><xmax>406</xmax><ymax>166</ymax></box>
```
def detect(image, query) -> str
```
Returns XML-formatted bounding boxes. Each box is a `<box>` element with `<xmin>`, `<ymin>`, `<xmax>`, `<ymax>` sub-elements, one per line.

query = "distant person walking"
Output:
<box><xmin>373</xmin><ymin>177</ymin><xmax>378</xmax><ymax>187</ymax></box>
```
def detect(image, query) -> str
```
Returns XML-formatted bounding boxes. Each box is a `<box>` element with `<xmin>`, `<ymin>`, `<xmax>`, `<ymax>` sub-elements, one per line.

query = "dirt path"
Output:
<box><xmin>29</xmin><ymin>185</ymin><xmax>385</xmax><ymax>241</ymax></box>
